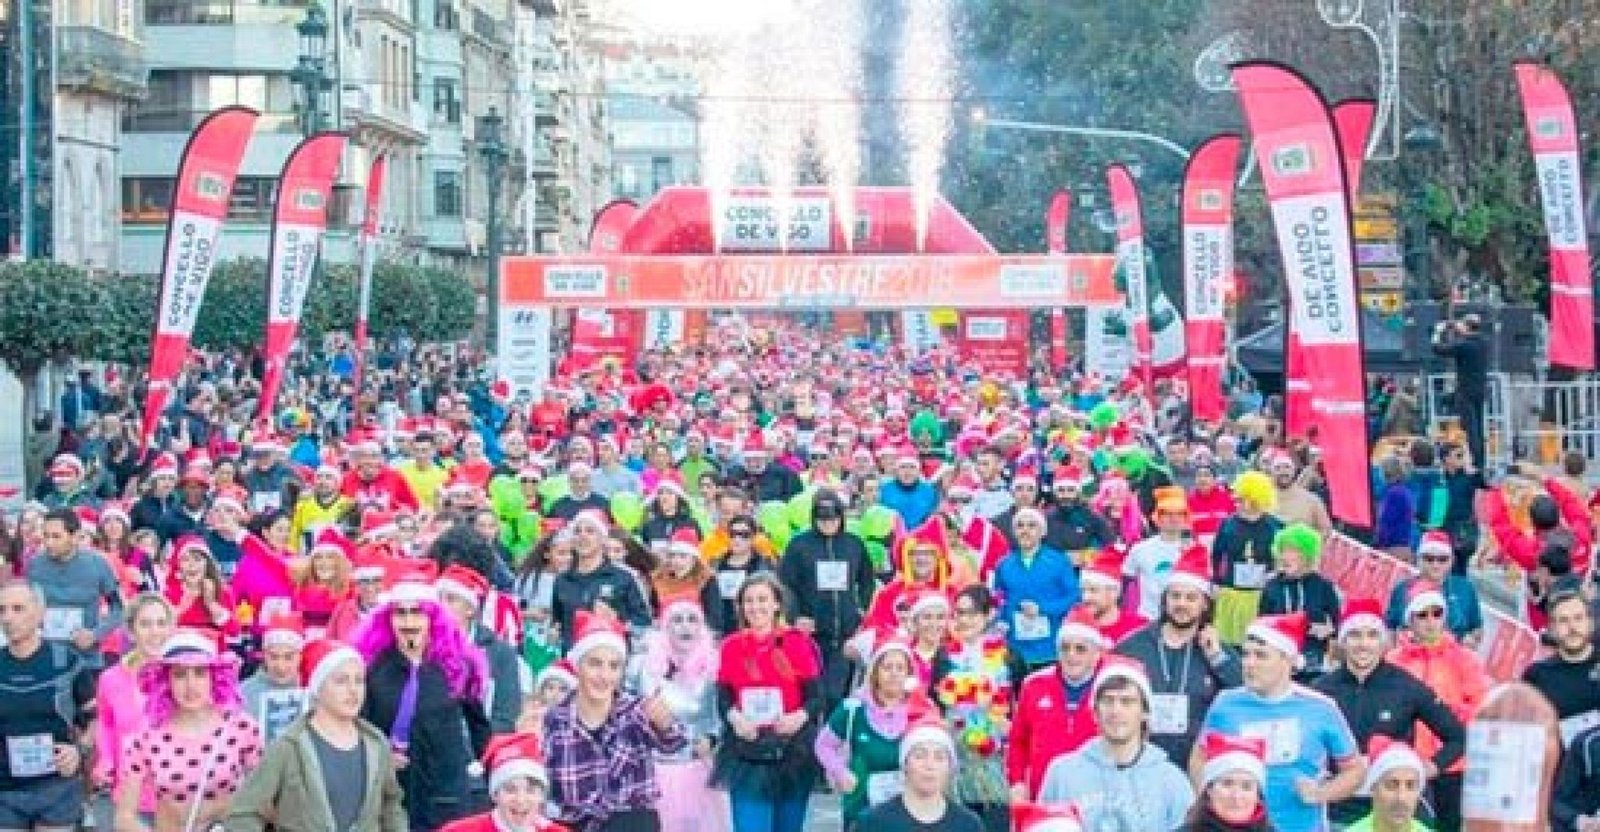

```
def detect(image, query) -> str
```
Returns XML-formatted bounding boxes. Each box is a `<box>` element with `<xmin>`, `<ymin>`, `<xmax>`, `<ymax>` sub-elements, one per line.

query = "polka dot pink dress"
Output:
<box><xmin>123</xmin><ymin>710</ymin><xmax>263</xmax><ymax>805</ymax></box>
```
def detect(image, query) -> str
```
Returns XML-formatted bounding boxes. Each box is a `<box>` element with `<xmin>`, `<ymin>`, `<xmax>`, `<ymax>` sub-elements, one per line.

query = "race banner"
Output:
<box><xmin>1514</xmin><ymin>60</ymin><xmax>1594</xmax><ymax>370</ymax></box>
<box><xmin>353</xmin><ymin>153</ymin><xmax>386</xmax><ymax>394</ymax></box>
<box><xmin>1332</xmin><ymin>99</ymin><xmax>1376</xmax><ymax>203</ymax></box>
<box><xmin>256</xmin><ymin>132</ymin><xmax>349</xmax><ymax>420</ymax></box>
<box><xmin>140</xmin><ymin>106</ymin><xmax>259</xmax><ymax>452</ymax></box>
<box><xmin>1106</xmin><ymin>165</ymin><xmax>1153</xmax><ymax>386</ymax></box>
<box><xmin>1046</xmin><ymin>189</ymin><xmax>1071</xmax><ymax>370</ymax></box>
<box><xmin>1181</xmin><ymin>135</ymin><xmax>1241</xmax><ymax>425</ymax></box>
<box><xmin>499</xmin><ymin>253</ymin><xmax>1121</xmax><ymax>310</ymax></box>
<box><xmin>1233</xmin><ymin>61</ymin><xmax>1373</xmax><ymax>528</ymax></box>
<box><xmin>574</xmin><ymin>199</ymin><xmax>642</xmax><ymax>369</ymax></box>
<box><xmin>1289</xmin><ymin>100</ymin><xmax>1372</xmax><ymax>439</ymax></box>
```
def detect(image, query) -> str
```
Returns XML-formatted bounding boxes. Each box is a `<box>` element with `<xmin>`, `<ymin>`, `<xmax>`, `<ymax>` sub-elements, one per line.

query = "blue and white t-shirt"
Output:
<box><xmin>1201</xmin><ymin>685</ymin><xmax>1360</xmax><ymax>832</ymax></box>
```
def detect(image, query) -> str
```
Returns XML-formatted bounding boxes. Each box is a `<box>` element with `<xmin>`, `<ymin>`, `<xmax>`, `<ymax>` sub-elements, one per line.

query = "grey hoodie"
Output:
<box><xmin>1038</xmin><ymin>737</ymin><xmax>1195</xmax><ymax>831</ymax></box>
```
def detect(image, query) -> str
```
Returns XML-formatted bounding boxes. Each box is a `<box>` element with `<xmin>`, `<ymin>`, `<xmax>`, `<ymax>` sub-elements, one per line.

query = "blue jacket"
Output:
<box><xmin>878</xmin><ymin>479</ymin><xmax>940</xmax><ymax>529</ymax></box>
<box><xmin>1385</xmin><ymin>573</ymin><xmax>1484</xmax><ymax>639</ymax></box>
<box><xmin>993</xmin><ymin>544</ymin><xmax>1080</xmax><ymax>666</ymax></box>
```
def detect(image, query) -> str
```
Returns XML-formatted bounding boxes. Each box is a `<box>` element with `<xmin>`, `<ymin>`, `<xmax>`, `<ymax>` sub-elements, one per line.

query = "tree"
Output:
<box><xmin>0</xmin><ymin>260</ymin><xmax>110</xmax><ymax>424</ymax></box>
<box><xmin>422</xmin><ymin>266</ymin><xmax>478</xmax><ymax>342</ymax></box>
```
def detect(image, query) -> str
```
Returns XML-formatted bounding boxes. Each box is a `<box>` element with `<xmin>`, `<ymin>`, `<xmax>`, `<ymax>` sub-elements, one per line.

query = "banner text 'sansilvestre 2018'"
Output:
<box><xmin>498</xmin><ymin>254</ymin><xmax>1122</xmax><ymax>310</ymax></box>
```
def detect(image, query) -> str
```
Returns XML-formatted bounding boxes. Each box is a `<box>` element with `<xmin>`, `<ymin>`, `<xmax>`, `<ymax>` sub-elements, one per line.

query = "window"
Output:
<box><xmin>227</xmin><ymin>177</ymin><xmax>276</xmax><ymax>222</ymax></box>
<box><xmin>121</xmin><ymin>177</ymin><xmax>174</xmax><ymax>223</ymax></box>
<box><xmin>434</xmin><ymin>171</ymin><xmax>461</xmax><ymax>217</ymax></box>
<box><xmin>433</xmin><ymin>78</ymin><xmax>459</xmax><ymax>123</ymax></box>
<box><xmin>433</xmin><ymin>0</ymin><xmax>456</xmax><ymax>30</ymax></box>
<box><xmin>651</xmin><ymin>156</ymin><xmax>672</xmax><ymax>193</ymax></box>
<box><xmin>209</xmin><ymin>74</ymin><xmax>267</xmax><ymax>111</ymax></box>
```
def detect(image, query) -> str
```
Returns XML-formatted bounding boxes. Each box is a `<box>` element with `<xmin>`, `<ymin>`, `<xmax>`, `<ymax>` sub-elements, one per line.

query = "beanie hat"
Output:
<box><xmin>1272</xmin><ymin>523</ymin><xmax>1323</xmax><ymax>566</ymax></box>
<box><xmin>301</xmin><ymin>638</ymin><xmax>364</xmax><ymax>701</ymax></box>
<box><xmin>1200</xmin><ymin>732</ymin><xmax>1267</xmax><ymax>789</ymax></box>
<box><xmin>567</xmin><ymin>610</ymin><xmax>628</xmax><ymax>664</ymax></box>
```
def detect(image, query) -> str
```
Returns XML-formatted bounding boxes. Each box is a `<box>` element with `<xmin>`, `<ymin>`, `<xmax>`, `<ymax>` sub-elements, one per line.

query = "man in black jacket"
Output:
<box><xmin>777</xmin><ymin>488</ymin><xmax>873</xmax><ymax>713</ymax></box>
<box><xmin>1432</xmin><ymin>314</ymin><xmax>1488</xmax><ymax>469</ymax></box>
<box><xmin>1314</xmin><ymin>599</ymin><xmax>1465</xmax><ymax>828</ymax></box>
<box><xmin>1043</xmin><ymin>465</ymin><xmax>1112</xmax><ymax>556</ymax></box>
<box><xmin>549</xmin><ymin>511</ymin><xmax>652</xmax><ymax>647</ymax></box>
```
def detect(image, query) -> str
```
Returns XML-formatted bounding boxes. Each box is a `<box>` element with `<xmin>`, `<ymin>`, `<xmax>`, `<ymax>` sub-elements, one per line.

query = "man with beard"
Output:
<box><xmin>1523</xmin><ymin>589</ymin><xmax>1600</xmax><ymax>750</ymax></box>
<box><xmin>1039</xmin><ymin>657</ymin><xmax>1195</xmax><ymax>830</ymax></box>
<box><xmin>290</xmin><ymin>464</ymin><xmax>356</xmax><ymax>552</ymax></box>
<box><xmin>1116</xmin><ymin>545</ymin><xmax>1239</xmax><ymax>765</ymax></box>
<box><xmin>1076</xmin><ymin>549</ymin><xmax>1146</xmax><ymax>646</ymax></box>
<box><xmin>1043</xmin><ymin>464</ymin><xmax>1113</xmax><ymax>556</ymax></box>
<box><xmin>1314</xmin><ymin>599</ymin><xmax>1463</xmax><ymax>828</ymax></box>
<box><xmin>732</xmin><ymin>433</ymin><xmax>802</xmax><ymax>503</ymax></box>
<box><xmin>1267</xmin><ymin>453</ymin><xmax>1331</xmax><ymax>537</ymax></box>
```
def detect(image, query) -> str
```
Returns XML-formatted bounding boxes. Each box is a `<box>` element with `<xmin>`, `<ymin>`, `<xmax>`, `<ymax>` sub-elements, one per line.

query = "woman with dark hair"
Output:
<box><xmin>113</xmin><ymin>629</ymin><xmax>262</xmax><ymax>831</ymax></box>
<box><xmin>639</xmin><ymin>479</ymin><xmax>703</xmax><ymax>548</ymax></box>
<box><xmin>357</xmin><ymin>565</ymin><xmax>493</xmax><ymax>831</ymax></box>
<box><xmin>1179</xmin><ymin>733</ymin><xmax>1276</xmax><ymax>832</ymax></box>
<box><xmin>430</xmin><ymin>516</ymin><xmax>514</xmax><ymax>591</ymax></box>
<box><xmin>712</xmin><ymin>573</ymin><xmax>823</xmax><ymax>832</ymax></box>
<box><xmin>928</xmin><ymin>584</ymin><xmax>1025</xmax><ymax>832</ymax></box>
<box><xmin>162</xmin><ymin>535</ymin><xmax>237</xmax><ymax>636</ymax></box>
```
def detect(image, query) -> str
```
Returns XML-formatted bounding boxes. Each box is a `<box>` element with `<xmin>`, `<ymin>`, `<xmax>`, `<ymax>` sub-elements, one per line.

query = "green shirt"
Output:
<box><xmin>1345</xmin><ymin>816</ymin><xmax>1432</xmax><ymax>832</ymax></box>
<box><xmin>828</xmin><ymin>699</ymin><xmax>906</xmax><ymax>824</ymax></box>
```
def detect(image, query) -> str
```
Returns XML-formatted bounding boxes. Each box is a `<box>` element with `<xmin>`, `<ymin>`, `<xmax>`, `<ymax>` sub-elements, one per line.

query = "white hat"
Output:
<box><xmin>1360</xmin><ymin>736</ymin><xmax>1427</xmax><ymax>796</ymax></box>
<box><xmin>567</xmin><ymin>611</ymin><xmax>627</xmax><ymax>664</ymax></box>
<box><xmin>898</xmin><ymin>717</ymin><xmax>957</xmax><ymax>770</ymax></box>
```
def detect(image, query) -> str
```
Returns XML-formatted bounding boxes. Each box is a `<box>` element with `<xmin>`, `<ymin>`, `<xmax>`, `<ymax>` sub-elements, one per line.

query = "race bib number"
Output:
<box><xmin>258</xmin><ymin>689</ymin><xmax>306</xmax><ymax>743</ymax></box>
<box><xmin>250</xmin><ymin>491</ymin><xmax>282</xmax><ymax>513</ymax></box>
<box><xmin>1559</xmin><ymin>709</ymin><xmax>1600</xmax><ymax>746</ymax></box>
<box><xmin>1012</xmin><ymin>611</ymin><xmax>1050</xmax><ymax>641</ymax></box>
<box><xmin>1463</xmin><ymin>720</ymin><xmax>1546</xmax><ymax>824</ymax></box>
<box><xmin>1233</xmin><ymin>562</ymin><xmax>1268</xmax><ymax>589</ymax></box>
<box><xmin>5</xmin><ymin>733</ymin><xmax>55</xmax><ymax>778</ymax></box>
<box><xmin>740</xmin><ymin>687</ymin><xmax>784</xmax><ymax>726</ymax></box>
<box><xmin>42</xmin><ymin>607</ymin><xmax>84</xmax><ymax>641</ymax></box>
<box><xmin>717</xmin><ymin>570</ymin><xmax>745</xmax><ymax>600</ymax></box>
<box><xmin>816</xmin><ymin>561</ymin><xmax>849</xmax><ymax>592</ymax></box>
<box><xmin>1241</xmin><ymin>718</ymin><xmax>1301</xmax><ymax>765</ymax></box>
<box><xmin>1150</xmin><ymin>694</ymin><xmax>1190</xmax><ymax>735</ymax></box>
<box><xmin>866</xmin><ymin>770</ymin><xmax>904</xmax><ymax>805</ymax></box>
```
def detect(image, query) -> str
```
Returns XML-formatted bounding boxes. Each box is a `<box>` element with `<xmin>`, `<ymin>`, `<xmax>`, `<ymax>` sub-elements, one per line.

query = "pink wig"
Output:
<box><xmin>1092</xmin><ymin>476</ymin><xmax>1146</xmax><ymax>545</ymax></box>
<box><xmin>137</xmin><ymin>661</ymin><xmax>244</xmax><ymax>727</ymax></box>
<box><xmin>353</xmin><ymin>600</ymin><xmax>489</xmax><ymax>701</ymax></box>
<box><xmin>640</xmin><ymin>605</ymin><xmax>717</xmax><ymax>686</ymax></box>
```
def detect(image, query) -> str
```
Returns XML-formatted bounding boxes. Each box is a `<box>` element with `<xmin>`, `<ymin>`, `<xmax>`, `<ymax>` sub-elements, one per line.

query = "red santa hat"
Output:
<box><xmin>567</xmin><ymin>610</ymin><xmax>628</xmax><ymax>663</ymax></box>
<box><xmin>1417</xmin><ymin>530</ymin><xmax>1452</xmax><ymax>559</ymax></box>
<box><xmin>1360</xmin><ymin>735</ymin><xmax>1427</xmax><ymax>796</ymax></box>
<box><xmin>210</xmin><ymin>485</ymin><xmax>247</xmax><ymax>515</ymax></box>
<box><xmin>1402</xmin><ymin>580</ymin><xmax>1447</xmax><ymax>621</ymax></box>
<box><xmin>1200</xmin><ymin>732</ymin><xmax>1267</xmax><ymax>790</ymax></box>
<box><xmin>1246</xmin><ymin>611</ymin><xmax>1307</xmax><ymax>659</ymax></box>
<box><xmin>905</xmin><ymin>588</ymin><xmax>952</xmax><ymax>620</ymax></box>
<box><xmin>1013</xmin><ymin>802</ymin><xmax>1085</xmax><ymax>832</ymax></box>
<box><xmin>894</xmin><ymin>443</ymin><xmax>921</xmax><ymax>467</ymax></box>
<box><xmin>1165</xmin><ymin>544</ymin><xmax>1213</xmax><ymax>596</ymax></box>
<box><xmin>1090</xmin><ymin>654</ymin><xmax>1153</xmax><ymax>706</ymax></box>
<box><xmin>49</xmin><ymin>453</ymin><xmax>85</xmax><ymax>479</ymax></box>
<box><xmin>898</xmin><ymin>715</ymin><xmax>957</xmax><ymax>770</ymax></box>
<box><xmin>1053</xmin><ymin>463</ymin><xmax>1089</xmax><ymax>489</ymax></box>
<box><xmin>1337</xmin><ymin>597</ymin><xmax>1388</xmax><ymax>641</ymax></box>
<box><xmin>650</xmin><ymin>473</ymin><xmax>688</xmax><ymax>501</ymax></box>
<box><xmin>301</xmin><ymin>637</ymin><xmax>364</xmax><ymax>700</ymax></box>
<box><xmin>483</xmin><ymin>732</ymin><xmax>549</xmax><ymax>795</ymax></box>
<box><xmin>1012</xmin><ymin>461</ymin><xmax>1039</xmax><ymax>486</ymax></box>
<box><xmin>569</xmin><ymin>509</ymin><xmax>609</xmax><ymax>536</ymax></box>
<box><xmin>261</xmin><ymin>610</ymin><xmax>306</xmax><ymax>651</ymax></box>
<box><xmin>741</xmin><ymin>432</ymin><xmax>770</xmax><ymax>458</ymax></box>
<box><xmin>360</xmin><ymin>511</ymin><xmax>398</xmax><ymax>541</ymax></box>
<box><xmin>947</xmin><ymin>472</ymin><xmax>982</xmax><ymax>497</ymax></box>
<box><xmin>99</xmin><ymin>501</ymin><xmax>130</xmax><ymax>527</ymax></box>
<box><xmin>1080</xmin><ymin>547</ymin><xmax>1126</xmax><ymax>591</ymax></box>
<box><xmin>534</xmin><ymin>659</ymin><xmax>577</xmax><ymax>692</ymax></box>
<box><xmin>250</xmin><ymin>434</ymin><xmax>282</xmax><ymax>454</ymax></box>
<box><xmin>308</xmin><ymin>527</ymin><xmax>355</xmax><ymax>562</ymax></box>
<box><xmin>437</xmin><ymin>564</ymin><xmax>488</xmax><ymax>609</ymax></box>
<box><xmin>350</xmin><ymin>547</ymin><xmax>390</xmax><ymax>582</ymax></box>
<box><xmin>667</xmin><ymin>527</ymin><xmax>701</xmax><ymax>558</ymax></box>
<box><xmin>383</xmin><ymin>562</ymin><xmax>440</xmax><ymax>606</ymax></box>
<box><xmin>150</xmin><ymin>453</ymin><xmax>180</xmax><ymax>480</ymax></box>
<box><xmin>1056</xmin><ymin>606</ymin><xmax>1110</xmax><ymax>649</ymax></box>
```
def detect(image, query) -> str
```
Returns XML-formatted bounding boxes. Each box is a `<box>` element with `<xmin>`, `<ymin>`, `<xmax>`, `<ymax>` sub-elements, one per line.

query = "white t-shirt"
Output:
<box><xmin>1124</xmin><ymin>535</ymin><xmax>1185</xmax><ymax>620</ymax></box>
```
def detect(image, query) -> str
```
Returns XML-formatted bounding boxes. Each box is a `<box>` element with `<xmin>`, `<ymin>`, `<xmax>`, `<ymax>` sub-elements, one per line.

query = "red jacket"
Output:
<box><xmin>439</xmin><ymin>813</ymin><xmax>568</xmax><ymax>832</ymax></box>
<box><xmin>1187</xmin><ymin>486</ymin><xmax>1237</xmax><ymax>543</ymax></box>
<box><xmin>340</xmin><ymin>468</ymin><xmax>420</xmax><ymax>514</ymax></box>
<box><xmin>1006</xmin><ymin>665</ymin><xmax>1100</xmax><ymax>798</ymax></box>
<box><xmin>1484</xmin><ymin>477</ymin><xmax>1591</xmax><ymax>627</ymax></box>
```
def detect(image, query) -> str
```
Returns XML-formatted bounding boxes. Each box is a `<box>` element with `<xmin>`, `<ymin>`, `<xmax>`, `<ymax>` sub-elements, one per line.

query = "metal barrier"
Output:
<box><xmin>1422</xmin><ymin>371</ymin><xmax>1511</xmax><ymax>472</ymax></box>
<box><xmin>1422</xmin><ymin>370</ymin><xmax>1600</xmax><ymax>471</ymax></box>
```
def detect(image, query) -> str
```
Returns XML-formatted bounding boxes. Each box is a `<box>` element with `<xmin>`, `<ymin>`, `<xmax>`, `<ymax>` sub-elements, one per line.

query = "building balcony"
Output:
<box><xmin>520</xmin><ymin>0</ymin><xmax>559</xmax><ymax>17</ymax></box>
<box><xmin>534</xmin><ymin>91</ymin><xmax>558</xmax><ymax>126</ymax></box>
<box><xmin>57</xmin><ymin>25</ymin><xmax>149</xmax><ymax>99</ymax></box>
<box><xmin>529</xmin><ymin>142</ymin><xmax>557</xmax><ymax>178</ymax></box>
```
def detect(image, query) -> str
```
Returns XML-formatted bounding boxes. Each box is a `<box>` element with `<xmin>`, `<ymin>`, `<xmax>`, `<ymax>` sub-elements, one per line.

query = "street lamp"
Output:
<box><xmin>479</xmin><ymin>106</ymin><xmax>509</xmax><ymax>344</ymax></box>
<box><xmin>1401</xmin><ymin>123</ymin><xmax>1442</xmax><ymax>301</ymax></box>
<box><xmin>292</xmin><ymin>4</ymin><xmax>331</xmax><ymax>136</ymax></box>
<box><xmin>965</xmin><ymin>108</ymin><xmax>1192</xmax><ymax>162</ymax></box>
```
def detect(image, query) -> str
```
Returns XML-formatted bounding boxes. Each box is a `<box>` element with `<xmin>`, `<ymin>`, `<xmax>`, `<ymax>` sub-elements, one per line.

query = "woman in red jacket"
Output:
<box><xmin>1005</xmin><ymin>606</ymin><xmax>1107</xmax><ymax>800</ymax></box>
<box><xmin>711</xmin><ymin>572</ymin><xmax>824</xmax><ymax>832</ymax></box>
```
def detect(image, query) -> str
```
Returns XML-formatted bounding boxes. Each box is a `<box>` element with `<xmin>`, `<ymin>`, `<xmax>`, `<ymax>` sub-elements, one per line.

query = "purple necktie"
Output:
<box><xmin>391</xmin><ymin>661</ymin><xmax>420</xmax><ymax>748</ymax></box>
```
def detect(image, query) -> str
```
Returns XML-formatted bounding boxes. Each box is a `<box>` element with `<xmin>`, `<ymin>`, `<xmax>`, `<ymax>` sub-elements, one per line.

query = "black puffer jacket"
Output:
<box><xmin>777</xmin><ymin>521</ymin><xmax>873</xmax><ymax>646</ymax></box>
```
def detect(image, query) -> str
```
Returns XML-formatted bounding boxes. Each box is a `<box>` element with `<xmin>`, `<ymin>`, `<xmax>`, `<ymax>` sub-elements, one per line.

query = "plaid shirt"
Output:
<box><xmin>543</xmin><ymin>693</ymin><xmax>687</xmax><ymax>831</ymax></box>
